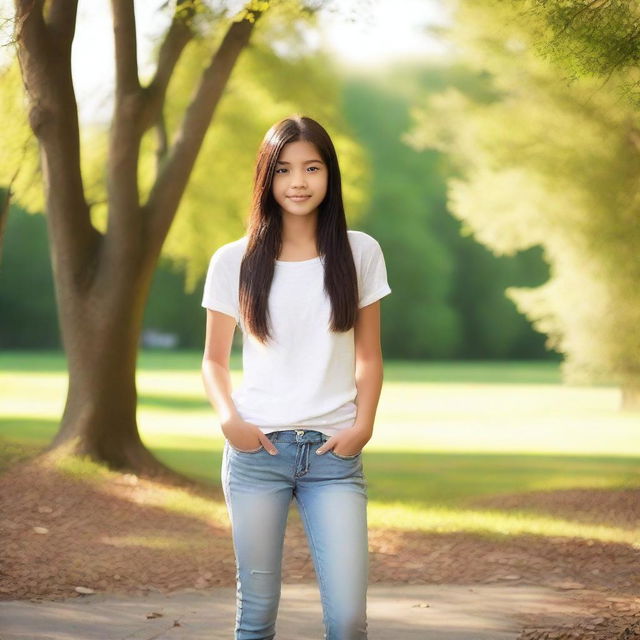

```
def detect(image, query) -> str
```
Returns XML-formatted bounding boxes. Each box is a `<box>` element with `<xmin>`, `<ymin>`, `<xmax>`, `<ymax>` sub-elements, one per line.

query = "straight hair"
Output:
<box><xmin>239</xmin><ymin>115</ymin><xmax>359</xmax><ymax>344</ymax></box>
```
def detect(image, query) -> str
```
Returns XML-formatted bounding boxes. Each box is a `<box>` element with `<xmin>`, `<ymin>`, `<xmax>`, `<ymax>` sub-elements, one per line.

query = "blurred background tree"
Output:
<box><xmin>518</xmin><ymin>0</ymin><xmax>640</xmax><ymax>110</ymax></box>
<box><xmin>404</xmin><ymin>0</ymin><xmax>640</xmax><ymax>408</ymax></box>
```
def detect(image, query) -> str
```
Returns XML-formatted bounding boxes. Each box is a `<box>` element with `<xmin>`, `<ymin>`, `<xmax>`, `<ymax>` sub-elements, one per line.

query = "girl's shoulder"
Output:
<box><xmin>209</xmin><ymin>235</ymin><xmax>249</xmax><ymax>269</ymax></box>
<box><xmin>347</xmin><ymin>229</ymin><xmax>384</xmax><ymax>260</ymax></box>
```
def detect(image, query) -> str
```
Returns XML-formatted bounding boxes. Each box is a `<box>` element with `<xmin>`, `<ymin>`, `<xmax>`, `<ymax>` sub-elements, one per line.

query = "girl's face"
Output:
<box><xmin>272</xmin><ymin>140</ymin><xmax>328</xmax><ymax>219</ymax></box>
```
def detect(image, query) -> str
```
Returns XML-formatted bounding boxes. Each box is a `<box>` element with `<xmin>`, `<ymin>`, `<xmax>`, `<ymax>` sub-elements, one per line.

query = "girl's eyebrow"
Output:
<box><xmin>276</xmin><ymin>159</ymin><xmax>324</xmax><ymax>165</ymax></box>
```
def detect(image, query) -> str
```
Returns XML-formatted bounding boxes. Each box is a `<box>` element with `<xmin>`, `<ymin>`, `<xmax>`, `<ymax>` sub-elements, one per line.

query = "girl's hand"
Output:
<box><xmin>221</xmin><ymin>418</ymin><xmax>278</xmax><ymax>455</ymax></box>
<box><xmin>316</xmin><ymin>426</ymin><xmax>371</xmax><ymax>457</ymax></box>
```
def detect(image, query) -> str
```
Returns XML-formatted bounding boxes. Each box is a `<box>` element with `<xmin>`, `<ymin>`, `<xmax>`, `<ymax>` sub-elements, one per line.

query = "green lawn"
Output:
<box><xmin>1</xmin><ymin>350</ymin><xmax>638</xmax><ymax>546</ymax></box>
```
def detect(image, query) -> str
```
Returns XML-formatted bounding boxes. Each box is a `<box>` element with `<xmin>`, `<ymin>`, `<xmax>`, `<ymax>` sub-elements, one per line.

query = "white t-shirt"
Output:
<box><xmin>201</xmin><ymin>229</ymin><xmax>392</xmax><ymax>437</ymax></box>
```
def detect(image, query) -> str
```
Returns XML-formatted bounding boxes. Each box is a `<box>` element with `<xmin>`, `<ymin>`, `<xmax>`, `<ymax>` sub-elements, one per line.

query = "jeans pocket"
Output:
<box><xmin>327</xmin><ymin>449</ymin><xmax>362</xmax><ymax>460</ymax></box>
<box><xmin>227</xmin><ymin>441</ymin><xmax>265</xmax><ymax>454</ymax></box>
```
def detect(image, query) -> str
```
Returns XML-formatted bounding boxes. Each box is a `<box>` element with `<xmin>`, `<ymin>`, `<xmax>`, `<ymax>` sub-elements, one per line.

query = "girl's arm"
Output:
<box><xmin>352</xmin><ymin>300</ymin><xmax>385</xmax><ymax>436</ymax></box>
<box><xmin>201</xmin><ymin>309</ymin><xmax>278</xmax><ymax>453</ymax></box>
<box><xmin>201</xmin><ymin>309</ymin><xmax>241</xmax><ymax>425</ymax></box>
<box><xmin>317</xmin><ymin>300</ymin><xmax>383</xmax><ymax>457</ymax></box>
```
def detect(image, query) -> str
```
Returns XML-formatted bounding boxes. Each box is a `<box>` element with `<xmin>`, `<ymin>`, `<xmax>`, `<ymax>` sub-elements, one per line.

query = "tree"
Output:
<box><xmin>514</xmin><ymin>0</ymin><xmax>640</xmax><ymax>110</ymax></box>
<box><xmin>341</xmin><ymin>64</ymin><xmax>551</xmax><ymax>360</ymax></box>
<box><xmin>406</xmin><ymin>1</ymin><xmax>640</xmax><ymax>408</ymax></box>
<box><xmin>6</xmin><ymin>0</ymin><xmax>301</xmax><ymax>478</ymax></box>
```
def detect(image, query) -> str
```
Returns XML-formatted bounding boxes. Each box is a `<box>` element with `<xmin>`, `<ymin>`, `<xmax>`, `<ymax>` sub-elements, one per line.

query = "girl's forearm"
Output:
<box><xmin>201</xmin><ymin>358</ymin><xmax>241</xmax><ymax>426</ymax></box>
<box><xmin>353</xmin><ymin>357</ymin><xmax>384</xmax><ymax>435</ymax></box>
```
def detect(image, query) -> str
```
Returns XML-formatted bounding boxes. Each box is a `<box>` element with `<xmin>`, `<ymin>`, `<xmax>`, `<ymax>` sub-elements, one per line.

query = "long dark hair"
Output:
<box><xmin>239</xmin><ymin>115</ymin><xmax>359</xmax><ymax>344</ymax></box>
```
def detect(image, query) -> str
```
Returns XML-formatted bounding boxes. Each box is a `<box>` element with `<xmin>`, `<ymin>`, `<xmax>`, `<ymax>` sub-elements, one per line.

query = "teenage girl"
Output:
<box><xmin>201</xmin><ymin>115</ymin><xmax>392</xmax><ymax>640</ymax></box>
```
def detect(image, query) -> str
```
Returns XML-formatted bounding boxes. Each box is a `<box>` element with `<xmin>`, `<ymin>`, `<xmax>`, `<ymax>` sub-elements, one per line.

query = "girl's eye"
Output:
<box><xmin>275</xmin><ymin>166</ymin><xmax>321</xmax><ymax>174</ymax></box>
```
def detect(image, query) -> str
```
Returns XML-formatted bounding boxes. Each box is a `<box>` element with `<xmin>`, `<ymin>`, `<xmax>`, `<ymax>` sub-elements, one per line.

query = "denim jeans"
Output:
<box><xmin>221</xmin><ymin>428</ymin><xmax>369</xmax><ymax>640</ymax></box>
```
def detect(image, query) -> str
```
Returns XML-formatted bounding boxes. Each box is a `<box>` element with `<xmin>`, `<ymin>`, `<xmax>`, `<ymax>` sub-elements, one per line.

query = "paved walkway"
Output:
<box><xmin>0</xmin><ymin>582</ymin><xmax>588</xmax><ymax>639</ymax></box>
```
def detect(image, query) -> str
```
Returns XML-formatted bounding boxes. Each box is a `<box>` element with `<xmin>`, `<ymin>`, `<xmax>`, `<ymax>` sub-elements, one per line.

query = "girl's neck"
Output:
<box><xmin>277</xmin><ymin>241</ymin><xmax>320</xmax><ymax>261</ymax></box>
<box><xmin>279</xmin><ymin>213</ymin><xmax>318</xmax><ymax>260</ymax></box>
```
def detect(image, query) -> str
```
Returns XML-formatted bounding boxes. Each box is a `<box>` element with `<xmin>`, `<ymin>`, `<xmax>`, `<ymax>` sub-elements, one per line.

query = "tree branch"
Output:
<box><xmin>142</xmin><ymin>0</ymin><xmax>195</xmax><ymax>132</ymax></box>
<box><xmin>155</xmin><ymin>111</ymin><xmax>169</xmax><ymax>171</ymax></box>
<box><xmin>143</xmin><ymin>10</ymin><xmax>263</xmax><ymax>255</ymax></box>
<box><xmin>556</xmin><ymin>0</ymin><xmax>610</xmax><ymax>37</ymax></box>
<box><xmin>110</xmin><ymin>0</ymin><xmax>139</xmax><ymax>95</ymax></box>
<box><xmin>13</xmin><ymin>0</ymin><xmax>100</xmax><ymax>290</ymax></box>
<box><xmin>104</xmin><ymin>0</ymin><xmax>195</xmax><ymax>261</ymax></box>
<box><xmin>46</xmin><ymin>0</ymin><xmax>79</xmax><ymax>46</ymax></box>
<box><xmin>14</xmin><ymin>0</ymin><xmax>47</xmax><ymax>66</ymax></box>
<box><xmin>105</xmin><ymin>0</ymin><xmax>144</xmax><ymax>256</ymax></box>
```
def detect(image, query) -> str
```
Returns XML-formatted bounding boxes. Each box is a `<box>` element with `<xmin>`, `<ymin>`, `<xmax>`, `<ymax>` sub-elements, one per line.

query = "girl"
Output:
<box><xmin>201</xmin><ymin>115</ymin><xmax>392</xmax><ymax>640</ymax></box>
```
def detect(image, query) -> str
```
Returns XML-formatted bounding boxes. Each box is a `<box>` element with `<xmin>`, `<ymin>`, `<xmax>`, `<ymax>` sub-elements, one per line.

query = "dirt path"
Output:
<box><xmin>0</xmin><ymin>445</ymin><xmax>638</xmax><ymax>639</ymax></box>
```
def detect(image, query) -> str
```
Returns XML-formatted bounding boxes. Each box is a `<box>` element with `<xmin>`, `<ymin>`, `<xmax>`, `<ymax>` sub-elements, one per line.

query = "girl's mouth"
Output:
<box><xmin>288</xmin><ymin>195</ymin><xmax>311</xmax><ymax>201</ymax></box>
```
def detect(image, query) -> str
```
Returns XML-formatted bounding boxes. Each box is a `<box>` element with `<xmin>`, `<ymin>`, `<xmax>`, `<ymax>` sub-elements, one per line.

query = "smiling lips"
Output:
<box><xmin>288</xmin><ymin>195</ymin><xmax>311</xmax><ymax>201</ymax></box>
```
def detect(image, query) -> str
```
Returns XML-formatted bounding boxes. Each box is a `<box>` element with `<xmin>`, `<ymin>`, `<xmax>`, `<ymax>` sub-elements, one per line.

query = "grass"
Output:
<box><xmin>1</xmin><ymin>349</ymin><xmax>639</xmax><ymax>546</ymax></box>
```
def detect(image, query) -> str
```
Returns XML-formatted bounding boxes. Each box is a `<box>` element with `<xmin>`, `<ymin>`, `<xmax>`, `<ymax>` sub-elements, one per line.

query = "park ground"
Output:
<box><xmin>0</xmin><ymin>352</ymin><xmax>639</xmax><ymax>639</ymax></box>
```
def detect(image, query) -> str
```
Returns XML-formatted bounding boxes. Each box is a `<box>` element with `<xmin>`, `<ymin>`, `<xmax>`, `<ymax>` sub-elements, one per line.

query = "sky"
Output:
<box><xmin>1</xmin><ymin>0</ymin><xmax>450</xmax><ymax>124</ymax></box>
<box><xmin>319</xmin><ymin>0</ymin><xmax>450</xmax><ymax>66</ymax></box>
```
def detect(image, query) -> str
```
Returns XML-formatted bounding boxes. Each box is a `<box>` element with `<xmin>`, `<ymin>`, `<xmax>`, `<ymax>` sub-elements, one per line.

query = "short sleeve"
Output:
<box><xmin>359</xmin><ymin>240</ymin><xmax>392</xmax><ymax>308</ymax></box>
<box><xmin>201</xmin><ymin>248</ymin><xmax>240</xmax><ymax>322</ymax></box>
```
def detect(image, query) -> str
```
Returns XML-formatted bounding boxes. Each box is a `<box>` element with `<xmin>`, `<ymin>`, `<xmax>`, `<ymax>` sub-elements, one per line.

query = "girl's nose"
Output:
<box><xmin>290</xmin><ymin>171</ymin><xmax>308</xmax><ymax>185</ymax></box>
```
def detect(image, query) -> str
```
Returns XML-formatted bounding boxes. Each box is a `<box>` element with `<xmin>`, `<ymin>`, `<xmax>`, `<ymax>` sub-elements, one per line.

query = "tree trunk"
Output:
<box><xmin>621</xmin><ymin>385</ymin><xmax>640</xmax><ymax>411</ymax></box>
<box><xmin>37</xmin><ymin>233</ymin><xmax>185</xmax><ymax>481</ymax></box>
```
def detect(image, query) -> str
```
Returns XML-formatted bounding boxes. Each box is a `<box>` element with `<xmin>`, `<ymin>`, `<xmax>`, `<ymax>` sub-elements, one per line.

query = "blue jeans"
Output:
<box><xmin>221</xmin><ymin>428</ymin><xmax>369</xmax><ymax>640</ymax></box>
